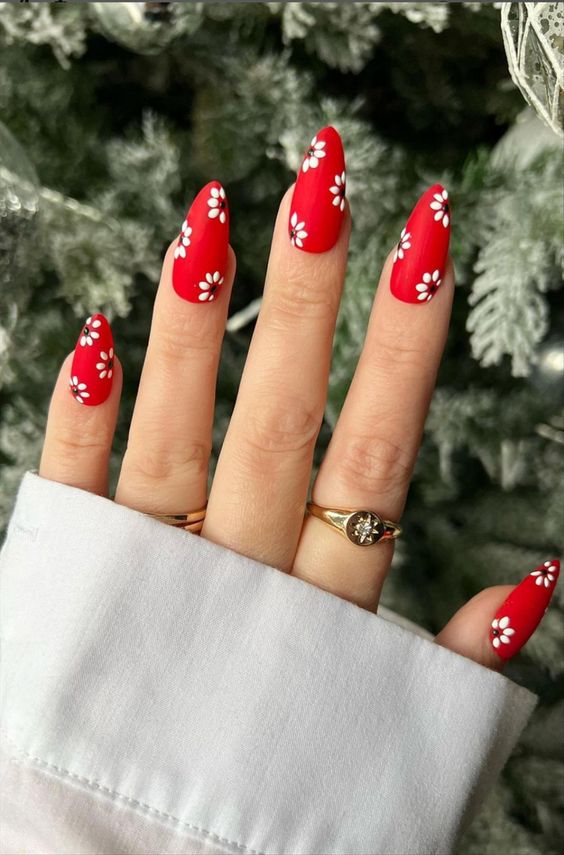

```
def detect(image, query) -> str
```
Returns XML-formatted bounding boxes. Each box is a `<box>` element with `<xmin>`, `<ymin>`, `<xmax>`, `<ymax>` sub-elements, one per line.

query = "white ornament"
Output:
<box><xmin>501</xmin><ymin>3</ymin><xmax>564</xmax><ymax>138</ymax></box>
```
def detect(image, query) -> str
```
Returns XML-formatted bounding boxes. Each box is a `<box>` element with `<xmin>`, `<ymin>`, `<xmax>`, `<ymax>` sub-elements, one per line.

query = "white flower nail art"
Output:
<box><xmin>69</xmin><ymin>376</ymin><xmax>90</xmax><ymax>404</ymax></box>
<box><xmin>491</xmin><ymin>616</ymin><xmax>515</xmax><ymax>649</ymax></box>
<box><xmin>531</xmin><ymin>560</ymin><xmax>558</xmax><ymax>588</ymax></box>
<box><xmin>415</xmin><ymin>269</ymin><xmax>442</xmax><ymax>302</ymax></box>
<box><xmin>207</xmin><ymin>186</ymin><xmax>227</xmax><ymax>223</ymax></box>
<box><xmin>393</xmin><ymin>227</ymin><xmax>411</xmax><ymax>262</ymax></box>
<box><xmin>329</xmin><ymin>171</ymin><xmax>346</xmax><ymax>212</ymax></box>
<box><xmin>429</xmin><ymin>189</ymin><xmax>450</xmax><ymax>228</ymax></box>
<box><xmin>80</xmin><ymin>317</ymin><xmax>102</xmax><ymax>347</ymax></box>
<box><xmin>174</xmin><ymin>220</ymin><xmax>192</xmax><ymax>259</ymax></box>
<box><xmin>95</xmin><ymin>348</ymin><xmax>114</xmax><ymax>380</ymax></box>
<box><xmin>302</xmin><ymin>136</ymin><xmax>326</xmax><ymax>173</ymax></box>
<box><xmin>289</xmin><ymin>212</ymin><xmax>308</xmax><ymax>248</ymax></box>
<box><xmin>198</xmin><ymin>271</ymin><xmax>223</xmax><ymax>301</ymax></box>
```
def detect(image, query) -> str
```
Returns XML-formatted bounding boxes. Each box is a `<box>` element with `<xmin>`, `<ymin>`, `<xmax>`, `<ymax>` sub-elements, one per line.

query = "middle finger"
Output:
<box><xmin>203</xmin><ymin>127</ymin><xmax>349</xmax><ymax>570</ymax></box>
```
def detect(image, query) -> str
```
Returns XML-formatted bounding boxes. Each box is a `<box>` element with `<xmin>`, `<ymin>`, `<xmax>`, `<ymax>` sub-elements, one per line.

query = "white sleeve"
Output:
<box><xmin>0</xmin><ymin>473</ymin><xmax>536</xmax><ymax>855</ymax></box>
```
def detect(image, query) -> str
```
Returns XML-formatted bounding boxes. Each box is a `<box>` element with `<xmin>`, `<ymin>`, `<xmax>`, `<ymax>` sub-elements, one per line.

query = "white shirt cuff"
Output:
<box><xmin>0</xmin><ymin>473</ymin><xmax>536</xmax><ymax>855</ymax></box>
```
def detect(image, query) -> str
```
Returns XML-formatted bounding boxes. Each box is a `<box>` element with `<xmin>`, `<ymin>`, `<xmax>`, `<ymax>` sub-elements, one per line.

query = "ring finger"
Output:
<box><xmin>292</xmin><ymin>185</ymin><xmax>453</xmax><ymax>610</ymax></box>
<box><xmin>115</xmin><ymin>181</ymin><xmax>234</xmax><ymax>514</ymax></box>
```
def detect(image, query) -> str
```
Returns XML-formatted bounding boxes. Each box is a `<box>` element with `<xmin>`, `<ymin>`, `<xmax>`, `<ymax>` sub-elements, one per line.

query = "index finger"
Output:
<box><xmin>292</xmin><ymin>185</ymin><xmax>453</xmax><ymax>609</ymax></box>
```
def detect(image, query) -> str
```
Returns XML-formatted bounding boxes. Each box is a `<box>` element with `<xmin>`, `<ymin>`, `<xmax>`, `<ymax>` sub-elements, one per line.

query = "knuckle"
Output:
<box><xmin>369</xmin><ymin>336</ymin><xmax>425</xmax><ymax>374</ymax></box>
<box><xmin>337</xmin><ymin>434</ymin><xmax>412</xmax><ymax>498</ymax></box>
<box><xmin>242</xmin><ymin>391</ymin><xmax>321</xmax><ymax>456</ymax></box>
<box><xmin>123</xmin><ymin>440</ymin><xmax>210</xmax><ymax>484</ymax></box>
<box><xmin>152</xmin><ymin>312</ymin><xmax>218</xmax><ymax>366</ymax></box>
<box><xmin>267</xmin><ymin>265</ymin><xmax>339</xmax><ymax>325</ymax></box>
<box><xmin>50</xmin><ymin>423</ymin><xmax>112</xmax><ymax>461</ymax></box>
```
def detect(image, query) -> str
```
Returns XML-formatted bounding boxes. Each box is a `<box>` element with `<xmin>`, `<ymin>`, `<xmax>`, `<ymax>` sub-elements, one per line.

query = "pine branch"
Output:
<box><xmin>466</xmin><ymin>151</ymin><xmax>563</xmax><ymax>377</ymax></box>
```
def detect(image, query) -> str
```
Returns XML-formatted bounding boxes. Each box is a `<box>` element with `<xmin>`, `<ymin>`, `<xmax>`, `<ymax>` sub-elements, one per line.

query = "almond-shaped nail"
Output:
<box><xmin>172</xmin><ymin>180</ymin><xmax>229</xmax><ymax>303</ymax></box>
<box><xmin>390</xmin><ymin>184</ymin><xmax>451</xmax><ymax>304</ymax></box>
<box><xmin>490</xmin><ymin>559</ymin><xmax>560</xmax><ymax>660</ymax></box>
<box><xmin>289</xmin><ymin>126</ymin><xmax>346</xmax><ymax>254</ymax></box>
<box><xmin>70</xmin><ymin>313</ymin><xmax>114</xmax><ymax>406</ymax></box>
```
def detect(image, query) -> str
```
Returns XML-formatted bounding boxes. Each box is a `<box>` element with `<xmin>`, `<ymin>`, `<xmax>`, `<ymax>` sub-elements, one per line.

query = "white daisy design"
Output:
<box><xmin>69</xmin><ymin>376</ymin><xmax>90</xmax><ymax>404</ymax></box>
<box><xmin>198</xmin><ymin>271</ymin><xmax>223</xmax><ymax>302</ymax></box>
<box><xmin>429</xmin><ymin>189</ymin><xmax>450</xmax><ymax>228</ymax></box>
<box><xmin>95</xmin><ymin>348</ymin><xmax>114</xmax><ymax>380</ymax></box>
<box><xmin>289</xmin><ymin>212</ymin><xmax>308</xmax><ymax>248</ymax></box>
<box><xmin>207</xmin><ymin>186</ymin><xmax>227</xmax><ymax>223</ymax></box>
<box><xmin>80</xmin><ymin>316</ymin><xmax>102</xmax><ymax>347</ymax></box>
<box><xmin>174</xmin><ymin>220</ymin><xmax>192</xmax><ymax>259</ymax></box>
<box><xmin>329</xmin><ymin>171</ymin><xmax>346</xmax><ymax>212</ymax></box>
<box><xmin>302</xmin><ymin>136</ymin><xmax>326</xmax><ymax>173</ymax></box>
<box><xmin>393</xmin><ymin>227</ymin><xmax>411</xmax><ymax>262</ymax></box>
<box><xmin>415</xmin><ymin>269</ymin><xmax>442</xmax><ymax>302</ymax></box>
<box><xmin>530</xmin><ymin>561</ymin><xmax>558</xmax><ymax>588</ymax></box>
<box><xmin>491</xmin><ymin>616</ymin><xmax>515</xmax><ymax>649</ymax></box>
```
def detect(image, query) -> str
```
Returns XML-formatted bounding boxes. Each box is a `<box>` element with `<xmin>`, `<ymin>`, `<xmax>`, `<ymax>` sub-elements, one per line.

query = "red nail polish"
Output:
<box><xmin>289</xmin><ymin>126</ymin><xmax>346</xmax><ymax>254</ymax></box>
<box><xmin>490</xmin><ymin>560</ymin><xmax>560</xmax><ymax>660</ymax></box>
<box><xmin>172</xmin><ymin>181</ymin><xmax>229</xmax><ymax>303</ymax></box>
<box><xmin>69</xmin><ymin>313</ymin><xmax>114</xmax><ymax>406</ymax></box>
<box><xmin>390</xmin><ymin>184</ymin><xmax>451</xmax><ymax>304</ymax></box>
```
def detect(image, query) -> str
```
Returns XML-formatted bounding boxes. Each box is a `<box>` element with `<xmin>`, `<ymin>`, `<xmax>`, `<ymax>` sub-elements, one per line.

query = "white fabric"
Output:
<box><xmin>0</xmin><ymin>745</ymin><xmax>232</xmax><ymax>855</ymax></box>
<box><xmin>0</xmin><ymin>473</ymin><xmax>536</xmax><ymax>855</ymax></box>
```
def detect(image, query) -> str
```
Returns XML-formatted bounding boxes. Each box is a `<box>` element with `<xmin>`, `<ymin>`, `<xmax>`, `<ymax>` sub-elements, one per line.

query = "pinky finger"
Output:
<box><xmin>435</xmin><ymin>560</ymin><xmax>560</xmax><ymax>671</ymax></box>
<box><xmin>39</xmin><ymin>314</ymin><xmax>122</xmax><ymax>497</ymax></box>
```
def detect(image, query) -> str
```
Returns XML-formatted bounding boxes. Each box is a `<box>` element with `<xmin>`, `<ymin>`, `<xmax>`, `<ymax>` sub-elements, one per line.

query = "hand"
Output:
<box><xmin>39</xmin><ymin>127</ymin><xmax>559</xmax><ymax>671</ymax></box>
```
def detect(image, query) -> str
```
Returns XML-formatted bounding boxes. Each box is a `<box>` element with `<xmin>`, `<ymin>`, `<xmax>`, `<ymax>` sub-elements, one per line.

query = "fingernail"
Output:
<box><xmin>490</xmin><ymin>559</ymin><xmax>560</xmax><ymax>660</ymax></box>
<box><xmin>70</xmin><ymin>313</ymin><xmax>114</xmax><ymax>406</ymax></box>
<box><xmin>172</xmin><ymin>180</ymin><xmax>229</xmax><ymax>303</ymax></box>
<box><xmin>289</xmin><ymin>126</ymin><xmax>346</xmax><ymax>254</ymax></box>
<box><xmin>390</xmin><ymin>184</ymin><xmax>451</xmax><ymax>304</ymax></box>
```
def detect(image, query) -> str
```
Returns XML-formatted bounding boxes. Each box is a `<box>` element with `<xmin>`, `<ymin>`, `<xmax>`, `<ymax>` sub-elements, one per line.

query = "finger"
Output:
<box><xmin>115</xmin><ymin>181</ymin><xmax>233</xmax><ymax>514</ymax></box>
<box><xmin>203</xmin><ymin>126</ymin><xmax>349</xmax><ymax>569</ymax></box>
<box><xmin>39</xmin><ymin>314</ymin><xmax>122</xmax><ymax>496</ymax></box>
<box><xmin>435</xmin><ymin>560</ymin><xmax>560</xmax><ymax>670</ymax></box>
<box><xmin>293</xmin><ymin>185</ymin><xmax>453</xmax><ymax>610</ymax></box>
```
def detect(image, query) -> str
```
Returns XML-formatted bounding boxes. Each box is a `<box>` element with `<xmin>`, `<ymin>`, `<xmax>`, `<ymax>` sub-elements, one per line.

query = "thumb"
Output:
<box><xmin>435</xmin><ymin>560</ymin><xmax>560</xmax><ymax>671</ymax></box>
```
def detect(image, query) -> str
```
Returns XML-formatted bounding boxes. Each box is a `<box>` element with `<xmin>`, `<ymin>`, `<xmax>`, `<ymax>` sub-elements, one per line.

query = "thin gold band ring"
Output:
<box><xmin>149</xmin><ymin>507</ymin><xmax>207</xmax><ymax>533</ymax></box>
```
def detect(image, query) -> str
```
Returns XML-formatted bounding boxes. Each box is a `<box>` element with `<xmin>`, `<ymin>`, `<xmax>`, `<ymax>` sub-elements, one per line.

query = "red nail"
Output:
<box><xmin>390</xmin><ymin>184</ymin><xmax>451</xmax><ymax>304</ymax></box>
<box><xmin>490</xmin><ymin>560</ymin><xmax>560</xmax><ymax>660</ymax></box>
<box><xmin>69</xmin><ymin>313</ymin><xmax>114</xmax><ymax>406</ymax></box>
<box><xmin>172</xmin><ymin>180</ymin><xmax>229</xmax><ymax>303</ymax></box>
<box><xmin>289</xmin><ymin>126</ymin><xmax>346</xmax><ymax>254</ymax></box>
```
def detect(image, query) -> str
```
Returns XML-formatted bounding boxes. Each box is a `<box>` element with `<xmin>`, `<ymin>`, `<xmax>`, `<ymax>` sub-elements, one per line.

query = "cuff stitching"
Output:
<box><xmin>1</xmin><ymin>731</ymin><xmax>263</xmax><ymax>855</ymax></box>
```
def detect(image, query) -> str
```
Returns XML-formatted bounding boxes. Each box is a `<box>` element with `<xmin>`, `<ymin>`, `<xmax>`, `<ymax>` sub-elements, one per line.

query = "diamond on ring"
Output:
<box><xmin>306</xmin><ymin>502</ymin><xmax>401</xmax><ymax>546</ymax></box>
<box><xmin>345</xmin><ymin>511</ymin><xmax>385</xmax><ymax>546</ymax></box>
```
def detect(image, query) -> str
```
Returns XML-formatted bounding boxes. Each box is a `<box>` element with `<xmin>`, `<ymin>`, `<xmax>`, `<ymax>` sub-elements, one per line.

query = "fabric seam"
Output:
<box><xmin>1</xmin><ymin>731</ymin><xmax>264</xmax><ymax>855</ymax></box>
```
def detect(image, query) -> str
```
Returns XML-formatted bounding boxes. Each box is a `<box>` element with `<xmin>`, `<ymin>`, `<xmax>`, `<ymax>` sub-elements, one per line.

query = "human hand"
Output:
<box><xmin>39</xmin><ymin>126</ymin><xmax>559</xmax><ymax>669</ymax></box>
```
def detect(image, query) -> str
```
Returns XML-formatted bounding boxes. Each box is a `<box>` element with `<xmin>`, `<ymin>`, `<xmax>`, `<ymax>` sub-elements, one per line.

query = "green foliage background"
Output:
<box><xmin>0</xmin><ymin>3</ymin><xmax>563</xmax><ymax>852</ymax></box>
